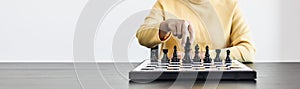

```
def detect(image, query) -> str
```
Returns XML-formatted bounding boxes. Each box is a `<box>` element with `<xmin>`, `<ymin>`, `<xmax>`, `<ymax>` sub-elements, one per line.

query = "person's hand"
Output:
<box><xmin>159</xmin><ymin>19</ymin><xmax>195</xmax><ymax>47</ymax></box>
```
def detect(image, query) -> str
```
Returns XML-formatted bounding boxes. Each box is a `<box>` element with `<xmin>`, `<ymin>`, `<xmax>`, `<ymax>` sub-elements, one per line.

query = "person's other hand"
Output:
<box><xmin>159</xmin><ymin>19</ymin><xmax>195</xmax><ymax>47</ymax></box>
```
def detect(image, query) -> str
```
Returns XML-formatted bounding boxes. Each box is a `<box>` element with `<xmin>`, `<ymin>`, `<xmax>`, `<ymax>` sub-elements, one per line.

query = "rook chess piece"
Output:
<box><xmin>150</xmin><ymin>46</ymin><xmax>159</xmax><ymax>62</ymax></box>
<box><xmin>225</xmin><ymin>50</ymin><xmax>232</xmax><ymax>63</ymax></box>
<box><xmin>203</xmin><ymin>46</ymin><xmax>212</xmax><ymax>63</ymax></box>
<box><xmin>193</xmin><ymin>44</ymin><xmax>201</xmax><ymax>62</ymax></box>
<box><xmin>161</xmin><ymin>49</ymin><xmax>169</xmax><ymax>63</ymax></box>
<box><xmin>214</xmin><ymin>49</ymin><xmax>222</xmax><ymax>62</ymax></box>
<box><xmin>182</xmin><ymin>37</ymin><xmax>192</xmax><ymax>64</ymax></box>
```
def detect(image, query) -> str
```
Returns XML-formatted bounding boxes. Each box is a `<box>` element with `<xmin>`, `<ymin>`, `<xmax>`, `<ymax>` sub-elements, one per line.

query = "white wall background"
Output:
<box><xmin>0</xmin><ymin>0</ymin><xmax>300</xmax><ymax>62</ymax></box>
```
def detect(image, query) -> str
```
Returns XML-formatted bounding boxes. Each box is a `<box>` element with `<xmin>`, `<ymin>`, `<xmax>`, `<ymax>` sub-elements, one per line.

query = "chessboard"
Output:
<box><xmin>129</xmin><ymin>59</ymin><xmax>256</xmax><ymax>81</ymax></box>
<box><xmin>129</xmin><ymin>37</ymin><xmax>256</xmax><ymax>81</ymax></box>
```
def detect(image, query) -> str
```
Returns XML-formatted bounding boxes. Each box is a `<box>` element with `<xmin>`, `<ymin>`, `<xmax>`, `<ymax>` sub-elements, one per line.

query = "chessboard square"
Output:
<box><xmin>229</xmin><ymin>66</ymin><xmax>241</xmax><ymax>68</ymax></box>
<box><xmin>158</xmin><ymin>63</ymin><xmax>169</xmax><ymax>66</ymax></box>
<box><xmin>167</xmin><ymin>67</ymin><xmax>180</xmax><ymax>70</ymax></box>
<box><xmin>192</xmin><ymin>67</ymin><xmax>205</xmax><ymax>70</ymax></box>
<box><xmin>146</xmin><ymin>65</ymin><xmax>157</xmax><ymax>67</ymax></box>
<box><xmin>182</xmin><ymin>63</ymin><xmax>192</xmax><ymax>66</ymax></box>
<box><xmin>192</xmin><ymin>65</ymin><xmax>203</xmax><ymax>67</ymax></box>
<box><xmin>217</xmin><ymin>67</ymin><xmax>231</xmax><ymax>70</ymax></box>
<box><xmin>168</xmin><ymin>64</ymin><xmax>180</xmax><ymax>67</ymax></box>
<box><xmin>214</xmin><ymin>62</ymin><xmax>223</xmax><ymax>65</ymax></box>
<box><xmin>156</xmin><ymin>66</ymin><xmax>167</xmax><ymax>68</ymax></box>
<box><xmin>170</xmin><ymin>62</ymin><xmax>180</xmax><ymax>65</ymax></box>
<box><xmin>204</xmin><ymin>66</ymin><xmax>217</xmax><ymax>68</ymax></box>
<box><xmin>181</xmin><ymin>66</ymin><xmax>192</xmax><ymax>68</ymax></box>
<box><xmin>141</xmin><ymin>67</ymin><xmax>155</xmax><ymax>70</ymax></box>
<box><xmin>193</xmin><ymin>62</ymin><xmax>202</xmax><ymax>64</ymax></box>
<box><xmin>203</xmin><ymin>63</ymin><xmax>212</xmax><ymax>66</ymax></box>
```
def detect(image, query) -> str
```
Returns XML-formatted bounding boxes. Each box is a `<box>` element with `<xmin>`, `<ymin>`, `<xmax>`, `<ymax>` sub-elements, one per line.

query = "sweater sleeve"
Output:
<box><xmin>210</xmin><ymin>1</ymin><xmax>256</xmax><ymax>62</ymax></box>
<box><xmin>228</xmin><ymin>1</ymin><xmax>256</xmax><ymax>62</ymax></box>
<box><xmin>136</xmin><ymin>0</ymin><xmax>171</xmax><ymax>48</ymax></box>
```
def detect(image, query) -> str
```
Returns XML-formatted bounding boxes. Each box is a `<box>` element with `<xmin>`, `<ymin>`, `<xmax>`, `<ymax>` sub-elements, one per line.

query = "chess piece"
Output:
<box><xmin>214</xmin><ymin>49</ymin><xmax>222</xmax><ymax>62</ymax></box>
<box><xmin>225</xmin><ymin>50</ymin><xmax>232</xmax><ymax>63</ymax></box>
<box><xmin>203</xmin><ymin>46</ymin><xmax>212</xmax><ymax>63</ymax></box>
<box><xmin>150</xmin><ymin>46</ymin><xmax>159</xmax><ymax>62</ymax></box>
<box><xmin>171</xmin><ymin>46</ymin><xmax>179</xmax><ymax>62</ymax></box>
<box><xmin>193</xmin><ymin>44</ymin><xmax>201</xmax><ymax>62</ymax></box>
<box><xmin>161</xmin><ymin>49</ymin><xmax>169</xmax><ymax>63</ymax></box>
<box><xmin>182</xmin><ymin>37</ymin><xmax>192</xmax><ymax>64</ymax></box>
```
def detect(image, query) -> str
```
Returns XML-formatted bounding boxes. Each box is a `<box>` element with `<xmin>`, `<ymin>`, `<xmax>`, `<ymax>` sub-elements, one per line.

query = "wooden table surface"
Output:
<box><xmin>0</xmin><ymin>62</ymin><xmax>299</xmax><ymax>89</ymax></box>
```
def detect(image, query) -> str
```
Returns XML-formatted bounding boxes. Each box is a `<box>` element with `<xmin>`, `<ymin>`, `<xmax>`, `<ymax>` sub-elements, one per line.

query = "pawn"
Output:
<box><xmin>171</xmin><ymin>46</ymin><xmax>179</xmax><ymax>62</ymax></box>
<box><xmin>193</xmin><ymin>44</ymin><xmax>201</xmax><ymax>62</ymax></box>
<box><xmin>214</xmin><ymin>49</ymin><xmax>222</xmax><ymax>62</ymax></box>
<box><xmin>203</xmin><ymin>46</ymin><xmax>212</xmax><ymax>63</ymax></box>
<box><xmin>225</xmin><ymin>50</ymin><xmax>232</xmax><ymax>63</ymax></box>
<box><xmin>161</xmin><ymin>49</ymin><xmax>169</xmax><ymax>63</ymax></box>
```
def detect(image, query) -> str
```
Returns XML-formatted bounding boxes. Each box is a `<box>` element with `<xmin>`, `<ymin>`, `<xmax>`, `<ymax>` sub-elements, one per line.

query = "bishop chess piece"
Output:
<box><xmin>214</xmin><ymin>49</ymin><xmax>222</xmax><ymax>62</ymax></box>
<box><xmin>182</xmin><ymin>37</ymin><xmax>192</xmax><ymax>64</ymax></box>
<box><xmin>203</xmin><ymin>46</ymin><xmax>212</xmax><ymax>63</ymax></box>
<box><xmin>161</xmin><ymin>49</ymin><xmax>169</xmax><ymax>63</ymax></box>
<box><xmin>193</xmin><ymin>44</ymin><xmax>201</xmax><ymax>62</ymax></box>
<box><xmin>171</xmin><ymin>46</ymin><xmax>179</xmax><ymax>62</ymax></box>
<box><xmin>225</xmin><ymin>50</ymin><xmax>232</xmax><ymax>63</ymax></box>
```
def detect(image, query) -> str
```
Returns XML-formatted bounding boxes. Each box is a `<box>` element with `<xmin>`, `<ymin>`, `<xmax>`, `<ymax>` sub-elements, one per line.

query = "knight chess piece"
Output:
<box><xmin>214</xmin><ymin>49</ymin><xmax>222</xmax><ymax>62</ymax></box>
<box><xmin>225</xmin><ymin>49</ymin><xmax>232</xmax><ymax>63</ymax></box>
<box><xmin>203</xmin><ymin>46</ymin><xmax>212</xmax><ymax>63</ymax></box>
<box><xmin>182</xmin><ymin>37</ymin><xmax>192</xmax><ymax>64</ymax></box>
<box><xmin>171</xmin><ymin>46</ymin><xmax>179</xmax><ymax>62</ymax></box>
<box><xmin>161</xmin><ymin>49</ymin><xmax>169</xmax><ymax>63</ymax></box>
<box><xmin>193</xmin><ymin>44</ymin><xmax>201</xmax><ymax>62</ymax></box>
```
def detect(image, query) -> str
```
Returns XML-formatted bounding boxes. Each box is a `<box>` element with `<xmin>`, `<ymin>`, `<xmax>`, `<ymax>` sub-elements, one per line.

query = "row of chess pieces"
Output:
<box><xmin>150</xmin><ymin>37</ymin><xmax>232</xmax><ymax>64</ymax></box>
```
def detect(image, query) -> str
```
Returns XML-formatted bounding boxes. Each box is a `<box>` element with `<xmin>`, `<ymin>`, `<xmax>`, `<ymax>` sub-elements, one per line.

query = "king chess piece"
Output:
<box><xmin>225</xmin><ymin>49</ymin><xmax>232</xmax><ymax>63</ymax></box>
<box><xmin>193</xmin><ymin>44</ymin><xmax>201</xmax><ymax>62</ymax></box>
<box><xmin>161</xmin><ymin>49</ymin><xmax>169</xmax><ymax>63</ymax></box>
<box><xmin>182</xmin><ymin>37</ymin><xmax>192</xmax><ymax>64</ymax></box>
<box><xmin>203</xmin><ymin>46</ymin><xmax>212</xmax><ymax>63</ymax></box>
<box><xmin>214</xmin><ymin>49</ymin><xmax>222</xmax><ymax>62</ymax></box>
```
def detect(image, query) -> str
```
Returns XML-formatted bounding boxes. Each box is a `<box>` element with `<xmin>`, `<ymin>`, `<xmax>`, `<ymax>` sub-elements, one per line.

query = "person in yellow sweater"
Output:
<box><xmin>136</xmin><ymin>0</ymin><xmax>256</xmax><ymax>62</ymax></box>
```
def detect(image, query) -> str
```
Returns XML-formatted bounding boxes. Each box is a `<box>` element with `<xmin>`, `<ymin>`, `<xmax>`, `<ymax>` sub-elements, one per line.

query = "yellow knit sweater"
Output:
<box><xmin>136</xmin><ymin>0</ymin><xmax>256</xmax><ymax>62</ymax></box>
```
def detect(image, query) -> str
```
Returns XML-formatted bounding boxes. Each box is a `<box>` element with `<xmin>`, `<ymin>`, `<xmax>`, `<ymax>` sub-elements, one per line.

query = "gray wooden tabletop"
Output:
<box><xmin>0</xmin><ymin>62</ymin><xmax>299</xmax><ymax>89</ymax></box>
